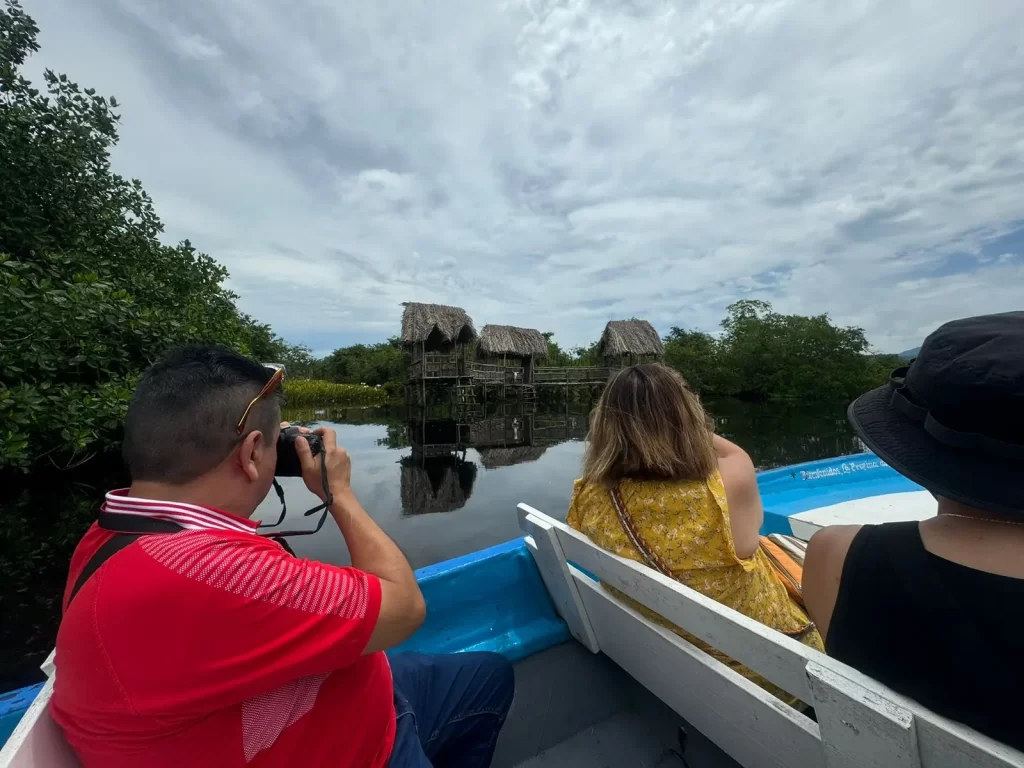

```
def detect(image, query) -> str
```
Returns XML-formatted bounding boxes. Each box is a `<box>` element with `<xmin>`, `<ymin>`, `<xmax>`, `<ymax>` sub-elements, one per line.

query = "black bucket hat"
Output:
<box><xmin>848</xmin><ymin>311</ymin><xmax>1024</xmax><ymax>517</ymax></box>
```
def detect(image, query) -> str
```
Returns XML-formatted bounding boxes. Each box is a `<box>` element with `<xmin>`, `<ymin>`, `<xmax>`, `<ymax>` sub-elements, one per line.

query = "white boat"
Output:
<box><xmin>3</xmin><ymin>453</ymin><xmax>1022</xmax><ymax>767</ymax></box>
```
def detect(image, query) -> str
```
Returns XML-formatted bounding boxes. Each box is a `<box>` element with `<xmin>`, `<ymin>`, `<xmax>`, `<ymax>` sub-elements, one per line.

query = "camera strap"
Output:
<box><xmin>257</xmin><ymin>449</ymin><xmax>333</xmax><ymax>538</ymax></box>
<box><xmin>67</xmin><ymin>513</ymin><xmax>183</xmax><ymax>609</ymax></box>
<box><xmin>67</xmin><ymin>504</ymin><xmax>303</xmax><ymax>610</ymax></box>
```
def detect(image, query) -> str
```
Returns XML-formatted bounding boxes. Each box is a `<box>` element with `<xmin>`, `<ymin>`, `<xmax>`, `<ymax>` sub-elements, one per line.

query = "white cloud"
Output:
<box><xmin>24</xmin><ymin>0</ymin><xmax>1024</xmax><ymax>351</ymax></box>
<box><xmin>172</xmin><ymin>32</ymin><xmax>221</xmax><ymax>61</ymax></box>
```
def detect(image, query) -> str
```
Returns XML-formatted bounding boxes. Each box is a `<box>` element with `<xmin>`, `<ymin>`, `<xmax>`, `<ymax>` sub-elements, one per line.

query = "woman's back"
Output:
<box><xmin>567</xmin><ymin>364</ymin><xmax>824</xmax><ymax>704</ymax></box>
<box><xmin>568</xmin><ymin>472</ymin><xmax>822</xmax><ymax>703</ymax></box>
<box><xmin>569</xmin><ymin>473</ymin><xmax>813</xmax><ymax>633</ymax></box>
<box><xmin>826</xmin><ymin>520</ymin><xmax>1024</xmax><ymax>750</ymax></box>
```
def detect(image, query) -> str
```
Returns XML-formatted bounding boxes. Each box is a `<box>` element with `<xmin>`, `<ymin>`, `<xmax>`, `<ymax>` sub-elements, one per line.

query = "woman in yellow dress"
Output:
<box><xmin>567</xmin><ymin>363</ymin><xmax>823</xmax><ymax>705</ymax></box>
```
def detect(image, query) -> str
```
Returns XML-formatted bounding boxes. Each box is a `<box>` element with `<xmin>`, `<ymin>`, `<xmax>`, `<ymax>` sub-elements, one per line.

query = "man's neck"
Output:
<box><xmin>127</xmin><ymin>478</ymin><xmax>254</xmax><ymax>519</ymax></box>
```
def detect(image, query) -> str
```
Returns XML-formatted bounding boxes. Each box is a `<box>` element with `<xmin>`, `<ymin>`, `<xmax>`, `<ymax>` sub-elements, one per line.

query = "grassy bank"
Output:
<box><xmin>284</xmin><ymin>379</ymin><xmax>397</xmax><ymax>407</ymax></box>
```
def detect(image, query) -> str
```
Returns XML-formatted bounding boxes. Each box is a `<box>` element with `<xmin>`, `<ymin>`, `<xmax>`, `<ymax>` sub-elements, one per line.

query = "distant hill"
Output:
<box><xmin>898</xmin><ymin>346</ymin><xmax>920</xmax><ymax>360</ymax></box>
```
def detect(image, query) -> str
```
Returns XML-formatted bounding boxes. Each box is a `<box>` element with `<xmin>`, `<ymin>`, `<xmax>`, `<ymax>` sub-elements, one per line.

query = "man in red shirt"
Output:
<box><xmin>51</xmin><ymin>346</ymin><xmax>514</xmax><ymax>767</ymax></box>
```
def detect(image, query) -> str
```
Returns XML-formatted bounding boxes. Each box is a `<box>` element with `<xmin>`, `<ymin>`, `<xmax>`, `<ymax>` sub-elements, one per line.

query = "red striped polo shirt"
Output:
<box><xmin>51</xmin><ymin>490</ymin><xmax>396</xmax><ymax>767</ymax></box>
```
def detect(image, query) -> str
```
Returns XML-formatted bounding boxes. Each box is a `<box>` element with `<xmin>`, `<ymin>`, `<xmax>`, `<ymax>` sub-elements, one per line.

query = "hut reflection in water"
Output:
<box><xmin>400</xmin><ymin>454</ymin><xmax>478</xmax><ymax>515</ymax></box>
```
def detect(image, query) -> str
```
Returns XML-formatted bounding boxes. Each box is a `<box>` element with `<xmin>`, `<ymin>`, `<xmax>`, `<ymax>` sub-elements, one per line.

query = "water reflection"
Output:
<box><xmin>478</xmin><ymin>447</ymin><xmax>547</xmax><ymax>469</ymax></box>
<box><xmin>400</xmin><ymin>455</ymin><xmax>478</xmax><ymax>515</ymax></box>
<box><xmin>367</xmin><ymin>406</ymin><xmax>590</xmax><ymax>516</ymax></box>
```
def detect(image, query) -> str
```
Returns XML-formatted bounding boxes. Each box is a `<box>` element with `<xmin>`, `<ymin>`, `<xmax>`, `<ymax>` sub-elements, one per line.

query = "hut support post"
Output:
<box><xmin>420</xmin><ymin>341</ymin><xmax>426</xmax><ymax>406</ymax></box>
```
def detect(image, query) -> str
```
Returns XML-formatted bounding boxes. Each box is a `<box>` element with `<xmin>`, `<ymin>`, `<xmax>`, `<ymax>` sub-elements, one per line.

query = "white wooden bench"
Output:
<box><xmin>0</xmin><ymin>653</ymin><xmax>79</xmax><ymax>768</ymax></box>
<box><xmin>518</xmin><ymin>503</ymin><xmax>1024</xmax><ymax>768</ymax></box>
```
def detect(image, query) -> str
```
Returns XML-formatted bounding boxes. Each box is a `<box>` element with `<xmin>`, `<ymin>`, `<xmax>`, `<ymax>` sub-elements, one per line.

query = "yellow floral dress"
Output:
<box><xmin>567</xmin><ymin>472</ymin><xmax>824</xmax><ymax>706</ymax></box>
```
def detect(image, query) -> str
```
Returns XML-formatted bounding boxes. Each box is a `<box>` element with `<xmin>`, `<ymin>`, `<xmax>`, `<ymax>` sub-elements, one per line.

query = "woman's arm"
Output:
<box><xmin>803</xmin><ymin>525</ymin><xmax>862</xmax><ymax>642</ymax></box>
<box><xmin>713</xmin><ymin>435</ymin><xmax>763</xmax><ymax>559</ymax></box>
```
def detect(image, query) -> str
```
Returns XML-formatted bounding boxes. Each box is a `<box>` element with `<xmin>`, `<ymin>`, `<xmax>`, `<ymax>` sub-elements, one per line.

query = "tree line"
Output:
<box><xmin>307</xmin><ymin>299</ymin><xmax>898</xmax><ymax>404</ymax></box>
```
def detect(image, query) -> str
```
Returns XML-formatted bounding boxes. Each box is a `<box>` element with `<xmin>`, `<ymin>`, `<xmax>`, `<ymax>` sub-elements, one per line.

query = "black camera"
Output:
<box><xmin>276</xmin><ymin>426</ymin><xmax>323</xmax><ymax>477</ymax></box>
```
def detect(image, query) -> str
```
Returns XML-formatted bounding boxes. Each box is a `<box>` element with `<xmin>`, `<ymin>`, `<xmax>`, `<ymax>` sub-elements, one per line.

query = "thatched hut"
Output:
<box><xmin>477</xmin><ymin>446</ymin><xmax>547</xmax><ymax>469</ymax></box>
<box><xmin>400</xmin><ymin>455</ymin><xmax>477</xmax><ymax>515</ymax></box>
<box><xmin>477</xmin><ymin>324</ymin><xmax>548</xmax><ymax>384</ymax></box>
<box><xmin>597</xmin><ymin>319</ymin><xmax>663</xmax><ymax>367</ymax></box>
<box><xmin>401</xmin><ymin>302</ymin><xmax>477</xmax><ymax>381</ymax></box>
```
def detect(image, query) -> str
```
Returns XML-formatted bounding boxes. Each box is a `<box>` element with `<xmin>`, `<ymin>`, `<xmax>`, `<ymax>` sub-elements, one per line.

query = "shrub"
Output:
<box><xmin>284</xmin><ymin>379</ymin><xmax>396</xmax><ymax>407</ymax></box>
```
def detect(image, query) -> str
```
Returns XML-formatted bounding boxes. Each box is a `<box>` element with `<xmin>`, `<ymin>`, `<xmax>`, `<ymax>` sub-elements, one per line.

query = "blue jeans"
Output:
<box><xmin>387</xmin><ymin>652</ymin><xmax>515</xmax><ymax>768</ymax></box>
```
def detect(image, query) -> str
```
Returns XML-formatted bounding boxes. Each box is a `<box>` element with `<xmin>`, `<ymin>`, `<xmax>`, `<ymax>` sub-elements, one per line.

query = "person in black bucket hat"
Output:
<box><xmin>849</xmin><ymin>311</ymin><xmax>1024</xmax><ymax>516</ymax></box>
<box><xmin>802</xmin><ymin>311</ymin><xmax>1024</xmax><ymax>752</ymax></box>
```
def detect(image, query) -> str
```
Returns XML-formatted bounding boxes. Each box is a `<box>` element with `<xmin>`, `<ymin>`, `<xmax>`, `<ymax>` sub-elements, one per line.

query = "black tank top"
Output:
<box><xmin>826</xmin><ymin>521</ymin><xmax>1024</xmax><ymax>750</ymax></box>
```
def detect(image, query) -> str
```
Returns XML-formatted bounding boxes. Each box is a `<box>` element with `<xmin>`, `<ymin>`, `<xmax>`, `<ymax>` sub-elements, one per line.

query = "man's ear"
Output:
<box><xmin>238</xmin><ymin>430</ymin><xmax>265</xmax><ymax>483</ymax></box>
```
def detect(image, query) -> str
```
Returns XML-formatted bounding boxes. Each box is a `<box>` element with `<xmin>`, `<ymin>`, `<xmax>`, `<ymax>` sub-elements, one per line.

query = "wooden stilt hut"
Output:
<box><xmin>402</xmin><ymin>302</ymin><xmax>477</xmax><ymax>403</ymax></box>
<box><xmin>598</xmin><ymin>319</ymin><xmax>664</xmax><ymax>368</ymax></box>
<box><xmin>476</xmin><ymin>324</ymin><xmax>548</xmax><ymax>385</ymax></box>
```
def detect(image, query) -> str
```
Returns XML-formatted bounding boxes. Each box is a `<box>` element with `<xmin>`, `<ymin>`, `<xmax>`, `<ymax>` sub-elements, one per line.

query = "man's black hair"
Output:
<box><xmin>123</xmin><ymin>346</ymin><xmax>282</xmax><ymax>484</ymax></box>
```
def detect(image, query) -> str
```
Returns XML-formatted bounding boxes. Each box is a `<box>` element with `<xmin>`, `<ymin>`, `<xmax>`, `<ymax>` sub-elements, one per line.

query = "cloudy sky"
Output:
<box><xmin>26</xmin><ymin>0</ymin><xmax>1024</xmax><ymax>355</ymax></box>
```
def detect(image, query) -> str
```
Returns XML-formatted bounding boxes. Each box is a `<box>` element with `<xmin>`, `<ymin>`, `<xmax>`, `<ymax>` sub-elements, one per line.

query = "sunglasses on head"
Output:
<box><xmin>236</xmin><ymin>366</ymin><xmax>285</xmax><ymax>436</ymax></box>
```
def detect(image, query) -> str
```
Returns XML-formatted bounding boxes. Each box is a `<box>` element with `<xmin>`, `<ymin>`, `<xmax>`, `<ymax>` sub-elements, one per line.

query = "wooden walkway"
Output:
<box><xmin>533</xmin><ymin>367</ymin><xmax>615</xmax><ymax>385</ymax></box>
<box><xmin>409</xmin><ymin>358</ymin><xmax>615</xmax><ymax>387</ymax></box>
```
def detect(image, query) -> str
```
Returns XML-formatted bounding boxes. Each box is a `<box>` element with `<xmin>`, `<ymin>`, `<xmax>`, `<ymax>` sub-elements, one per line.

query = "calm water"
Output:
<box><xmin>264</xmin><ymin>399</ymin><xmax>865</xmax><ymax>570</ymax></box>
<box><xmin>1</xmin><ymin>398</ymin><xmax>864</xmax><ymax>687</ymax></box>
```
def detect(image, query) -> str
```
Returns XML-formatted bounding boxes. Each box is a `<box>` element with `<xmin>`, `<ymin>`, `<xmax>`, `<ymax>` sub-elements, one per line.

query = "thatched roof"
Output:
<box><xmin>598</xmin><ymin>319</ymin><xmax>663</xmax><ymax>357</ymax></box>
<box><xmin>477</xmin><ymin>446</ymin><xmax>547</xmax><ymax>469</ymax></box>
<box><xmin>400</xmin><ymin>456</ymin><xmax>477</xmax><ymax>515</ymax></box>
<box><xmin>401</xmin><ymin>302</ymin><xmax>477</xmax><ymax>345</ymax></box>
<box><xmin>477</xmin><ymin>325</ymin><xmax>548</xmax><ymax>358</ymax></box>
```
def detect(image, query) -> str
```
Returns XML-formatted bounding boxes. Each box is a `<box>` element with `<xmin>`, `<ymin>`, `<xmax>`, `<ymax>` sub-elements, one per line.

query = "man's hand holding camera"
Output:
<box><xmin>295</xmin><ymin>427</ymin><xmax>354</xmax><ymax>520</ymax></box>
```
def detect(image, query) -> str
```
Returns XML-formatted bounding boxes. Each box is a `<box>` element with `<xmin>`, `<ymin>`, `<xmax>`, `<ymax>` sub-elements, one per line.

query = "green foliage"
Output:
<box><xmin>284</xmin><ymin>379</ymin><xmax>396</xmax><ymax>407</ymax></box>
<box><xmin>0</xmin><ymin>1</ymin><xmax>306</xmax><ymax>470</ymax></box>
<box><xmin>320</xmin><ymin>337</ymin><xmax>407</xmax><ymax>387</ymax></box>
<box><xmin>663</xmin><ymin>327</ymin><xmax>727</xmax><ymax>393</ymax></box>
<box><xmin>541</xmin><ymin>332</ymin><xmax>599</xmax><ymax>367</ymax></box>
<box><xmin>665</xmin><ymin>300</ymin><xmax>892</xmax><ymax>401</ymax></box>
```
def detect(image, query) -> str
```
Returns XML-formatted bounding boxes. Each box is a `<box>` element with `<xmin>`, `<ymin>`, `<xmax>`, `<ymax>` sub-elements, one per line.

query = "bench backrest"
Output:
<box><xmin>518</xmin><ymin>503</ymin><xmax>1024</xmax><ymax>768</ymax></box>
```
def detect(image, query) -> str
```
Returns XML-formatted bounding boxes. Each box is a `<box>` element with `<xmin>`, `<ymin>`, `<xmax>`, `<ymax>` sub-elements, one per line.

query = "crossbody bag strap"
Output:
<box><xmin>609</xmin><ymin>486</ymin><xmax>675</xmax><ymax>577</ymax></box>
<box><xmin>611</xmin><ymin>485</ymin><xmax>816</xmax><ymax>641</ymax></box>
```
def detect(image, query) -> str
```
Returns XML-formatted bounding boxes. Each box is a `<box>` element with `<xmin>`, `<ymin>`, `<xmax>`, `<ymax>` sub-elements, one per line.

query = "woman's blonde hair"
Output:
<box><xmin>582</xmin><ymin>363</ymin><xmax>716</xmax><ymax>487</ymax></box>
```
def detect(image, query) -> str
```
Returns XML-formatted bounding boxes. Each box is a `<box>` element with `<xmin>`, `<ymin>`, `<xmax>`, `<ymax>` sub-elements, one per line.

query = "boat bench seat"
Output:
<box><xmin>517</xmin><ymin>503</ymin><xmax>1024</xmax><ymax>768</ymax></box>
